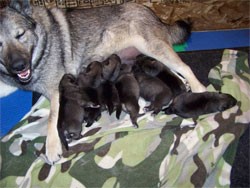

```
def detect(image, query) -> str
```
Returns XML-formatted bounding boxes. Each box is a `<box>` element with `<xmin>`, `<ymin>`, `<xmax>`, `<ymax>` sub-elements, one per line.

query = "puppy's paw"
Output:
<box><xmin>45</xmin><ymin>135</ymin><xmax>63</xmax><ymax>165</ymax></box>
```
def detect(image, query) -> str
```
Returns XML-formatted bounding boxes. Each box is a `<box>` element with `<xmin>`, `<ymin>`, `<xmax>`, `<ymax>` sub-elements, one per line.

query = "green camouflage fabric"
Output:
<box><xmin>0</xmin><ymin>49</ymin><xmax>249</xmax><ymax>188</ymax></box>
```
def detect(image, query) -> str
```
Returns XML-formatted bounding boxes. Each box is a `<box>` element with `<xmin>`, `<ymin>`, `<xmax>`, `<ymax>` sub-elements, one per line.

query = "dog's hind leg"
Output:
<box><xmin>46</xmin><ymin>92</ymin><xmax>63</xmax><ymax>165</ymax></box>
<box><xmin>134</xmin><ymin>39</ymin><xmax>206</xmax><ymax>93</ymax></box>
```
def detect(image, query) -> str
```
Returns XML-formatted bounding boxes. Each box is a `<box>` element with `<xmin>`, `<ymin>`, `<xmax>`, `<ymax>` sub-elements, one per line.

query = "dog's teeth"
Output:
<box><xmin>18</xmin><ymin>69</ymin><xmax>30</xmax><ymax>79</ymax></box>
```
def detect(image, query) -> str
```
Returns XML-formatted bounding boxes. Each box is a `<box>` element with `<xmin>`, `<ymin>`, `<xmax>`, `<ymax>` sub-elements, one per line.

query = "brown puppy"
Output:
<box><xmin>115</xmin><ymin>64</ymin><xmax>140</xmax><ymax>128</ymax></box>
<box><xmin>163</xmin><ymin>92</ymin><xmax>237</xmax><ymax>118</ymax></box>
<box><xmin>136</xmin><ymin>55</ymin><xmax>188</xmax><ymax>97</ymax></box>
<box><xmin>101</xmin><ymin>54</ymin><xmax>121</xmax><ymax>115</ymax></box>
<box><xmin>134</xmin><ymin>71</ymin><xmax>173</xmax><ymax>115</ymax></box>
<box><xmin>77</xmin><ymin>57</ymin><xmax>121</xmax><ymax>125</ymax></box>
<box><xmin>77</xmin><ymin>61</ymin><xmax>103</xmax><ymax>127</ymax></box>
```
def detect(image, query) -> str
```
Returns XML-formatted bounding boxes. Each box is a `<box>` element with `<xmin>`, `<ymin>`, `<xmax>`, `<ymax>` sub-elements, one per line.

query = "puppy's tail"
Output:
<box><xmin>167</xmin><ymin>19</ymin><xmax>192</xmax><ymax>44</ymax></box>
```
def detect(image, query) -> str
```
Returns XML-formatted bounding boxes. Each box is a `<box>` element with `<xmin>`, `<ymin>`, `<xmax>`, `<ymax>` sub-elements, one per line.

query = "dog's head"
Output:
<box><xmin>0</xmin><ymin>0</ymin><xmax>38</xmax><ymax>85</ymax></box>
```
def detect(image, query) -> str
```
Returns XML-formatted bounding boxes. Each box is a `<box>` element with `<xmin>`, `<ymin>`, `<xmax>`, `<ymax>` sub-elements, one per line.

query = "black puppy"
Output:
<box><xmin>101</xmin><ymin>54</ymin><xmax>121</xmax><ymax>115</ymax></box>
<box><xmin>78</xmin><ymin>57</ymin><xmax>122</xmax><ymax>118</ymax></box>
<box><xmin>58</xmin><ymin>74</ymin><xmax>98</xmax><ymax>149</ymax></box>
<box><xmin>134</xmin><ymin>71</ymin><xmax>173</xmax><ymax>115</ymax></box>
<box><xmin>136</xmin><ymin>55</ymin><xmax>188</xmax><ymax>97</ymax></box>
<box><xmin>115</xmin><ymin>64</ymin><xmax>140</xmax><ymax>128</ymax></box>
<box><xmin>77</xmin><ymin>61</ymin><xmax>104</xmax><ymax>127</ymax></box>
<box><xmin>163</xmin><ymin>92</ymin><xmax>237</xmax><ymax>118</ymax></box>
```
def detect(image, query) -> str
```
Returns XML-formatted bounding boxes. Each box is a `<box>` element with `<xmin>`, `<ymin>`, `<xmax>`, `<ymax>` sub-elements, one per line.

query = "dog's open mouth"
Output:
<box><xmin>17</xmin><ymin>68</ymin><xmax>32</xmax><ymax>83</ymax></box>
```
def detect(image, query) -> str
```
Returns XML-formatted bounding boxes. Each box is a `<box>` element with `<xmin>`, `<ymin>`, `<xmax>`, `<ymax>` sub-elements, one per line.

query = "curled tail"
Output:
<box><xmin>167</xmin><ymin>19</ymin><xmax>192</xmax><ymax>44</ymax></box>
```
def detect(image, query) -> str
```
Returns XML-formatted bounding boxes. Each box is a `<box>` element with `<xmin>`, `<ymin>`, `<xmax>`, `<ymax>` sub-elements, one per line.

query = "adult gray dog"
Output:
<box><xmin>0</xmin><ymin>0</ymin><xmax>206</xmax><ymax>164</ymax></box>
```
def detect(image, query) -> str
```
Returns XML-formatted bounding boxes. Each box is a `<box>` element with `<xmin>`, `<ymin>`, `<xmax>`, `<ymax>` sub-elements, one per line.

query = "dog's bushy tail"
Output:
<box><xmin>168</xmin><ymin>19</ymin><xmax>192</xmax><ymax>44</ymax></box>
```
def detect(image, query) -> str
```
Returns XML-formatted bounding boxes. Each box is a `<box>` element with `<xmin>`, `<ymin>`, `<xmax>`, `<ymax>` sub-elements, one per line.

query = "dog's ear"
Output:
<box><xmin>9</xmin><ymin>0</ymin><xmax>32</xmax><ymax>16</ymax></box>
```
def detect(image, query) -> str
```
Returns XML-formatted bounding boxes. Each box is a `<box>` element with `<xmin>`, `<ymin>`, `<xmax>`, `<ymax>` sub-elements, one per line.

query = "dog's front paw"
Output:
<box><xmin>45</xmin><ymin>135</ymin><xmax>62</xmax><ymax>165</ymax></box>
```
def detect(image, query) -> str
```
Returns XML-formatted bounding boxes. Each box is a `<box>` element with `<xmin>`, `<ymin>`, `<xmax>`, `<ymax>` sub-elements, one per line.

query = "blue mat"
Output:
<box><xmin>0</xmin><ymin>90</ymin><xmax>32</xmax><ymax>136</ymax></box>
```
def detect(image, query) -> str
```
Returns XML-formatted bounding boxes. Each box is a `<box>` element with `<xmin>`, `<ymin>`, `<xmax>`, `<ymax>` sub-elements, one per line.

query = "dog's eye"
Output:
<box><xmin>15</xmin><ymin>29</ymin><xmax>26</xmax><ymax>40</ymax></box>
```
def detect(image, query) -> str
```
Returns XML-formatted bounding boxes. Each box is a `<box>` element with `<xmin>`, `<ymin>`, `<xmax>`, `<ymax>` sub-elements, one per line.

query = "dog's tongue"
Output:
<box><xmin>17</xmin><ymin>69</ymin><xmax>30</xmax><ymax>79</ymax></box>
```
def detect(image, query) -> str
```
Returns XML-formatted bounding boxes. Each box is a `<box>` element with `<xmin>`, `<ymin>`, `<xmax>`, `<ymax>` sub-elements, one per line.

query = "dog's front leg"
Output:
<box><xmin>45</xmin><ymin>91</ymin><xmax>62</xmax><ymax>165</ymax></box>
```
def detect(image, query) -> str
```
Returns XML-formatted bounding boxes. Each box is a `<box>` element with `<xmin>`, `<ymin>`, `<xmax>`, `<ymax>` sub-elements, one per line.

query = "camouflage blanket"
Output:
<box><xmin>0</xmin><ymin>49</ymin><xmax>249</xmax><ymax>187</ymax></box>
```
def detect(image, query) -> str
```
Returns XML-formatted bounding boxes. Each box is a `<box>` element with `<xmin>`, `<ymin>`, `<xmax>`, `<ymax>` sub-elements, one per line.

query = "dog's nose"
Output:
<box><xmin>9</xmin><ymin>52</ymin><xmax>28</xmax><ymax>72</ymax></box>
<box><xmin>12</xmin><ymin>59</ymin><xmax>27</xmax><ymax>72</ymax></box>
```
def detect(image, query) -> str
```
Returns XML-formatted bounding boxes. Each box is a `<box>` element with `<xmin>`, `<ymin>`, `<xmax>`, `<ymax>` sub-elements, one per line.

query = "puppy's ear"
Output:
<box><xmin>110</xmin><ymin>54</ymin><xmax>121</xmax><ymax>63</ymax></box>
<box><xmin>9</xmin><ymin>0</ymin><xmax>32</xmax><ymax>15</ymax></box>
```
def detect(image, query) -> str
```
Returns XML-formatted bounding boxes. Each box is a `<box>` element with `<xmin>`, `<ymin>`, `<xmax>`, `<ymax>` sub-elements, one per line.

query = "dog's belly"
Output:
<box><xmin>117</xmin><ymin>47</ymin><xmax>141</xmax><ymax>64</ymax></box>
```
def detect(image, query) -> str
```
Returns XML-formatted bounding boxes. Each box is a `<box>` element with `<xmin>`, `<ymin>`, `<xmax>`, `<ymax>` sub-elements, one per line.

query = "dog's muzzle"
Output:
<box><xmin>11</xmin><ymin>60</ymin><xmax>32</xmax><ymax>84</ymax></box>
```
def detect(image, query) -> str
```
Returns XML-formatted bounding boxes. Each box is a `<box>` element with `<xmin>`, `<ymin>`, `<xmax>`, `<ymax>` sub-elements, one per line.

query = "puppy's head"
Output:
<box><xmin>59</xmin><ymin>74</ymin><xmax>77</xmax><ymax>90</ymax></box>
<box><xmin>58</xmin><ymin>101</ymin><xmax>84</xmax><ymax>150</ymax></box>
<box><xmin>78</xmin><ymin>61</ymin><xmax>103</xmax><ymax>88</ymax></box>
<box><xmin>102</xmin><ymin>54</ymin><xmax>121</xmax><ymax>81</ymax></box>
<box><xmin>135</xmin><ymin>55</ymin><xmax>163</xmax><ymax>76</ymax></box>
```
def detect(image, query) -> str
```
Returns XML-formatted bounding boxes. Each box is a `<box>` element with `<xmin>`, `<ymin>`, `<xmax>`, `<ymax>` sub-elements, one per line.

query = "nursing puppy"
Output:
<box><xmin>101</xmin><ymin>54</ymin><xmax>121</xmax><ymax>115</ymax></box>
<box><xmin>77</xmin><ymin>57</ymin><xmax>121</xmax><ymax>124</ymax></box>
<box><xmin>134</xmin><ymin>70</ymin><xmax>173</xmax><ymax>115</ymax></box>
<box><xmin>115</xmin><ymin>64</ymin><xmax>140</xmax><ymax>128</ymax></box>
<box><xmin>136</xmin><ymin>55</ymin><xmax>188</xmax><ymax>97</ymax></box>
<box><xmin>77</xmin><ymin>61</ymin><xmax>103</xmax><ymax>127</ymax></box>
<box><xmin>101</xmin><ymin>81</ymin><xmax>121</xmax><ymax>115</ymax></box>
<box><xmin>58</xmin><ymin>74</ymin><xmax>98</xmax><ymax>149</ymax></box>
<box><xmin>163</xmin><ymin>92</ymin><xmax>237</xmax><ymax>118</ymax></box>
